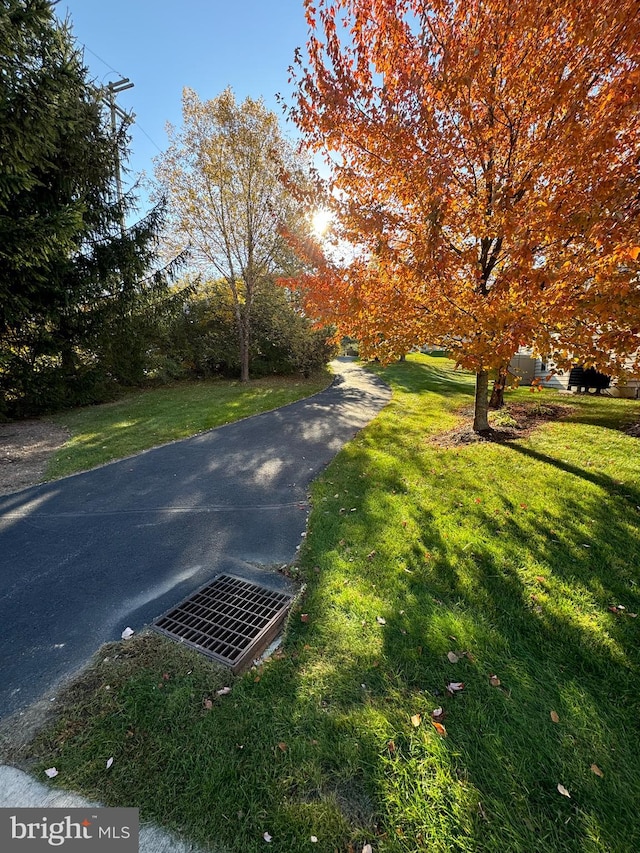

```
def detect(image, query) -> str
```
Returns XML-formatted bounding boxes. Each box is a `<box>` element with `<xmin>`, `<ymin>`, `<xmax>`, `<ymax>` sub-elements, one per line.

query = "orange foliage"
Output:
<box><xmin>287</xmin><ymin>0</ymin><xmax>640</xmax><ymax>376</ymax></box>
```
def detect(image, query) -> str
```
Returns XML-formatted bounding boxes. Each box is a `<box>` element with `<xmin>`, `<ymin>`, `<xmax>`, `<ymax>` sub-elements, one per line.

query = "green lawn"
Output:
<box><xmin>22</xmin><ymin>355</ymin><xmax>640</xmax><ymax>852</ymax></box>
<box><xmin>47</xmin><ymin>370</ymin><xmax>333</xmax><ymax>480</ymax></box>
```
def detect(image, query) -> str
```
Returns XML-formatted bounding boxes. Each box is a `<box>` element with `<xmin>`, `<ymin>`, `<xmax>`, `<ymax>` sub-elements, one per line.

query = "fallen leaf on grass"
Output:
<box><xmin>591</xmin><ymin>764</ymin><xmax>604</xmax><ymax>777</ymax></box>
<box><xmin>411</xmin><ymin>714</ymin><xmax>422</xmax><ymax>727</ymax></box>
<box><xmin>431</xmin><ymin>707</ymin><xmax>444</xmax><ymax>720</ymax></box>
<box><xmin>387</xmin><ymin>740</ymin><xmax>396</xmax><ymax>753</ymax></box>
<box><xmin>608</xmin><ymin>604</ymin><xmax>637</xmax><ymax>617</ymax></box>
<box><xmin>362</xmin><ymin>845</ymin><xmax>373</xmax><ymax>853</ymax></box>
<box><xmin>121</xmin><ymin>627</ymin><xmax>134</xmax><ymax>640</ymax></box>
<box><xmin>301</xmin><ymin>613</ymin><xmax>309</xmax><ymax>623</ymax></box>
<box><xmin>431</xmin><ymin>721</ymin><xmax>448</xmax><ymax>737</ymax></box>
<box><xmin>489</xmin><ymin>675</ymin><xmax>501</xmax><ymax>687</ymax></box>
<box><xmin>277</xmin><ymin>742</ymin><xmax>287</xmax><ymax>752</ymax></box>
<box><xmin>447</xmin><ymin>651</ymin><xmax>459</xmax><ymax>664</ymax></box>
<box><xmin>216</xmin><ymin>686</ymin><xmax>231</xmax><ymax>696</ymax></box>
<box><xmin>203</xmin><ymin>698</ymin><xmax>213</xmax><ymax>710</ymax></box>
<box><xmin>557</xmin><ymin>783</ymin><xmax>571</xmax><ymax>798</ymax></box>
<box><xmin>44</xmin><ymin>768</ymin><xmax>58</xmax><ymax>778</ymax></box>
<box><xmin>535</xmin><ymin>575</ymin><xmax>546</xmax><ymax>584</ymax></box>
<box><xmin>106</xmin><ymin>757</ymin><xmax>114</xmax><ymax>770</ymax></box>
<box><xmin>550</xmin><ymin>710</ymin><xmax>560</xmax><ymax>723</ymax></box>
<box><xmin>447</xmin><ymin>682</ymin><xmax>465</xmax><ymax>693</ymax></box>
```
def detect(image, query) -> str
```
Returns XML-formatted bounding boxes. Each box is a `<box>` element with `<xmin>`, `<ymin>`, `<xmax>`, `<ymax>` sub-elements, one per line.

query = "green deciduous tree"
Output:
<box><xmin>153</xmin><ymin>277</ymin><xmax>335</xmax><ymax>381</ymax></box>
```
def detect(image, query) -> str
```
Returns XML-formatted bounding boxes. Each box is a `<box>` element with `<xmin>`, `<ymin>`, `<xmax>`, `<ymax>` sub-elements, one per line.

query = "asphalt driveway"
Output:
<box><xmin>0</xmin><ymin>359</ymin><xmax>390</xmax><ymax>719</ymax></box>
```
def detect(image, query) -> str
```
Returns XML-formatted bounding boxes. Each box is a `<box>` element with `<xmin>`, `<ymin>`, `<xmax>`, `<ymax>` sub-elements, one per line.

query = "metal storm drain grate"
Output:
<box><xmin>152</xmin><ymin>574</ymin><xmax>293</xmax><ymax>673</ymax></box>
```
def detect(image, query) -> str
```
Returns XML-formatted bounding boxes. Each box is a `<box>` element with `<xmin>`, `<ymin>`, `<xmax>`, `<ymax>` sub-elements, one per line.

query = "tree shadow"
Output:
<box><xmin>367</xmin><ymin>434</ymin><xmax>640</xmax><ymax>851</ymax></box>
<box><xmin>11</xmin><ymin>360</ymin><xmax>640</xmax><ymax>852</ymax></box>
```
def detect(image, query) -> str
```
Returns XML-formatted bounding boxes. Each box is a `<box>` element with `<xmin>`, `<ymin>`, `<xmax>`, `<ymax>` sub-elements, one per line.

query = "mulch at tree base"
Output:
<box><xmin>431</xmin><ymin>402</ymin><xmax>575</xmax><ymax>448</ymax></box>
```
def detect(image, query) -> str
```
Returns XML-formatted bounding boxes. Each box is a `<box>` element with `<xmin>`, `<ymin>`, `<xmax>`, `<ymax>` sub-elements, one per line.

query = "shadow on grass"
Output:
<box><xmin>368</xmin><ymin>359</ymin><xmax>476</xmax><ymax>397</ymax></box>
<box><xmin>16</xmin><ymin>357</ymin><xmax>640</xmax><ymax>853</ymax></box>
<box><xmin>352</xmin><ymin>436</ymin><xmax>640</xmax><ymax>852</ymax></box>
<box><xmin>550</xmin><ymin>393</ymin><xmax>640</xmax><ymax>432</ymax></box>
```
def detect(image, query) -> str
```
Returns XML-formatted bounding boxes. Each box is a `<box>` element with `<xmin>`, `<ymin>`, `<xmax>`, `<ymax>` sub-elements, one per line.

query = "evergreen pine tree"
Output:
<box><xmin>0</xmin><ymin>0</ymin><xmax>186</xmax><ymax>415</ymax></box>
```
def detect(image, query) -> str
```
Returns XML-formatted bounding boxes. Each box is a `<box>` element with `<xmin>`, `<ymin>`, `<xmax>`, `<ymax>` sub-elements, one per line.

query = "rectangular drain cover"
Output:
<box><xmin>152</xmin><ymin>574</ymin><xmax>293</xmax><ymax>673</ymax></box>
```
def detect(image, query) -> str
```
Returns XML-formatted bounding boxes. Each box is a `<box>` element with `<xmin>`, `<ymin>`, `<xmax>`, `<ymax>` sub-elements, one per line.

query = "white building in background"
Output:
<box><xmin>509</xmin><ymin>348</ymin><xmax>640</xmax><ymax>398</ymax></box>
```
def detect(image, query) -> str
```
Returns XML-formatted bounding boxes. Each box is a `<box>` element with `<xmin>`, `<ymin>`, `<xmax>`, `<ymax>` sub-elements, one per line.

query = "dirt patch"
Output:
<box><xmin>431</xmin><ymin>402</ymin><xmax>574</xmax><ymax>448</ymax></box>
<box><xmin>0</xmin><ymin>420</ymin><xmax>70</xmax><ymax>496</ymax></box>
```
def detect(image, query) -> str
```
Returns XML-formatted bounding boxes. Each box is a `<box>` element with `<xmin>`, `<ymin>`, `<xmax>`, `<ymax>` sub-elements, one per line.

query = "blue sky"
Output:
<box><xmin>55</xmin><ymin>1</ymin><xmax>310</xmax><ymax>209</ymax></box>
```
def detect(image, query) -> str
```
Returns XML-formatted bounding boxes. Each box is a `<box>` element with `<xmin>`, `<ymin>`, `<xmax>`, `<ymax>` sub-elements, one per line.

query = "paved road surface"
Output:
<box><xmin>0</xmin><ymin>360</ymin><xmax>390</xmax><ymax>719</ymax></box>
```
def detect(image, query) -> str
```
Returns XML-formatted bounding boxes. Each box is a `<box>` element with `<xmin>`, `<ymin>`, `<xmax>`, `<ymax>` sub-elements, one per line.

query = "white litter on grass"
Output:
<box><xmin>44</xmin><ymin>768</ymin><xmax>58</xmax><ymax>779</ymax></box>
<box><xmin>263</xmin><ymin>831</ymin><xmax>272</xmax><ymax>842</ymax></box>
<box><xmin>216</xmin><ymin>686</ymin><xmax>232</xmax><ymax>696</ymax></box>
<box><xmin>311</xmin><ymin>836</ymin><xmax>318</xmax><ymax>843</ymax></box>
<box><xmin>121</xmin><ymin>627</ymin><xmax>134</xmax><ymax>640</ymax></box>
<box><xmin>106</xmin><ymin>758</ymin><xmax>114</xmax><ymax>770</ymax></box>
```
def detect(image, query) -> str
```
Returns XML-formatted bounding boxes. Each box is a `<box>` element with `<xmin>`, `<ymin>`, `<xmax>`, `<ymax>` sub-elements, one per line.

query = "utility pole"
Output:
<box><xmin>104</xmin><ymin>78</ymin><xmax>134</xmax><ymax>229</ymax></box>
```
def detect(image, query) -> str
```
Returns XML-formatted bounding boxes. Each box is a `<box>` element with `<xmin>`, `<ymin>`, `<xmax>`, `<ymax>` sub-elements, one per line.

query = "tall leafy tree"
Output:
<box><xmin>0</xmin><ymin>0</ymin><xmax>185</xmax><ymax>414</ymax></box>
<box><xmin>155</xmin><ymin>88</ymin><xmax>311</xmax><ymax>381</ymax></box>
<box><xmin>288</xmin><ymin>0</ymin><xmax>640</xmax><ymax>431</ymax></box>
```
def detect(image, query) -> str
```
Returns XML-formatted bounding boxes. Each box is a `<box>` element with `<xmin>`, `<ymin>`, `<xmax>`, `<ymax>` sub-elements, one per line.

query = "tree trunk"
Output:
<box><xmin>489</xmin><ymin>364</ymin><xmax>508</xmax><ymax>409</ymax></box>
<box><xmin>473</xmin><ymin>370</ymin><xmax>491</xmax><ymax>433</ymax></box>
<box><xmin>234</xmin><ymin>303</ymin><xmax>250</xmax><ymax>382</ymax></box>
<box><xmin>239</xmin><ymin>332</ymin><xmax>250</xmax><ymax>382</ymax></box>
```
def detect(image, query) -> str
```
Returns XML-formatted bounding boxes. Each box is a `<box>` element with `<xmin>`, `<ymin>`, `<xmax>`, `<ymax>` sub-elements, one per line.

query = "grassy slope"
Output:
<box><xmin>24</xmin><ymin>355</ymin><xmax>640</xmax><ymax>853</ymax></box>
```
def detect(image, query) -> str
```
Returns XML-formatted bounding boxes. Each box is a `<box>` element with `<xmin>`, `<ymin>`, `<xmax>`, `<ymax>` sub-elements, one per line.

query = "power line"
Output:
<box><xmin>133</xmin><ymin>121</ymin><xmax>164</xmax><ymax>154</ymax></box>
<box><xmin>82</xmin><ymin>43</ymin><xmax>126</xmax><ymax>81</ymax></box>
<box><xmin>56</xmin><ymin>7</ymin><xmax>166</xmax><ymax>160</ymax></box>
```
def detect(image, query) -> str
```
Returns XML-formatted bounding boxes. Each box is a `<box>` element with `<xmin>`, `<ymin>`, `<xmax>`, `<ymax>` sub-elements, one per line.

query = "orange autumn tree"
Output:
<box><xmin>287</xmin><ymin>0</ymin><xmax>640</xmax><ymax>431</ymax></box>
